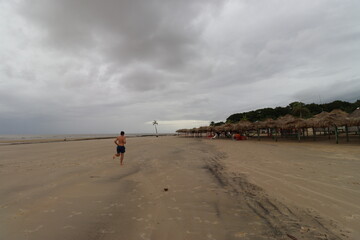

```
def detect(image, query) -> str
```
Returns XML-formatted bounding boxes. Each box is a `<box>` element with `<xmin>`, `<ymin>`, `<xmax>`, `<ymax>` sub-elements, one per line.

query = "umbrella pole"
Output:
<box><xmin>345</xmin><ymin>125</ymin><xmax>349</xmax><ymax>142</ymax></box>
<box><xmin>257</xmin><ymin>129</ymin><xmax>260</xmax><ymax>141</ymax></box>
<box><xmin>297</xmin><ymin>129</ymin><xmax>301</xmax><ymax>142</ymax></box>
<box><xmin>335</xmin><ymin>126</ymin><xmax>339</xmax><ymax>144</ymax></box>
<box><xmin>358</xmin><ymin>126</ymin><xmax>360</xmax><ymax>140</ymax></box>
<box><xmin>275</xmin><ymin>128</ymin><xmax>278</xmax><ymax>142</ymax></box>
<box><xmin>313</xmin><ymin>127</ymin><xmax>316</xmax><ymax>141</ymax></box>
<box><xmin>328</xmin><ymin>127</ymin><xmax>331</xmax><ymax>140</ymax></box>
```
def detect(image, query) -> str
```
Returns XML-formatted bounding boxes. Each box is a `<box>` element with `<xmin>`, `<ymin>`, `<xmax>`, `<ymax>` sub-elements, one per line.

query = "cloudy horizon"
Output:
<box><xmin>1</xmin><ymin>0</ymin><xmax>359</xmax><ymax>134</ymax></box>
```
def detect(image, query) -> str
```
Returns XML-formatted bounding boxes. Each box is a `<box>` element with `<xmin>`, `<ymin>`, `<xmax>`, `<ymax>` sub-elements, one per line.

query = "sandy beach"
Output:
<box><xmin>0</xmin><ymin>136</ymin><xmax>359</xmax><ymax>240</ymax></box>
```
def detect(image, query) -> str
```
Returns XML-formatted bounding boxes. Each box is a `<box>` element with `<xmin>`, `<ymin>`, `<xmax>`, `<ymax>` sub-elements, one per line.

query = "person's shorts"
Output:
<box><xmin>117</xmin><ymin>145</ymin><xmax>125</xmax><ymax>154</ymax></box>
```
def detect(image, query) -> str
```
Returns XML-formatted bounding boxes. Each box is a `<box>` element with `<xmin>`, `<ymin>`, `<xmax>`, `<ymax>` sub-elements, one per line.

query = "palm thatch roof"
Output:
<box><xmin>260</xmin><ymin>118</ymin><xmax>277</xmax><ymax>128</ymax></box>
<box><xmin>222</xmin><ymin>123</ymin><xmax>235</xmax><ymax>132</ymax></box>
<box><xmin>198</xmin><ymin>126</ymin><xmax>209</xmax><ymax>133</ymax></box>
<box><xmin>349</xmin><ymin>108</ymin><xmax>360</xmax><ymax>126</ymax></box>
<box><xmin>234</xmin><ymin>120</ymin><xmax>253</xmax><ymax>131</ymax></box>
<box><xmin>275</xmin><ymin>115</ymin><xmax>306</xmax><ymax>129</ymax></box>
<box><xmin>350</xmin><ymin>108</ymin><xmax>360</xmax><ymax>118</ymax></box>
<box><xmin>314</xmin><ymin>110</ymin><xmax>349</xmax><ymax>127</ymax></box>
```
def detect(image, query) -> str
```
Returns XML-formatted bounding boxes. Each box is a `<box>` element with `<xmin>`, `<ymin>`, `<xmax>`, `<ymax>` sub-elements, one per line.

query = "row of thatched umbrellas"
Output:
<box><xmin>176</xmin><ymin>109</ymin><xmax>360</xmax><ymax>144</ymax></box>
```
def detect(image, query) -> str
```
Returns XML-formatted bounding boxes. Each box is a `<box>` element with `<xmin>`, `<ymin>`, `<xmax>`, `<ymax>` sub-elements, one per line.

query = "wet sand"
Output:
<box><xmin>0</xmin><ymin>136</ymin><xmax>359</xmax><ymax>239</ymax></box>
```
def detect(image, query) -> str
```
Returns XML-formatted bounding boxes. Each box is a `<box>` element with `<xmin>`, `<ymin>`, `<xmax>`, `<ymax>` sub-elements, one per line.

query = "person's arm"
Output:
<box><xmin>114</xmin><ymin>139</ymin><xmax>118</xmax><ymax>145</ymax></box>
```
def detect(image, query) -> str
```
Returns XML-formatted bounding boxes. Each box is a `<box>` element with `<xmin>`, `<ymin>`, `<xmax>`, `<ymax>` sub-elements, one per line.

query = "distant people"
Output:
<box><xmin>113</xmin><ymin>131</ymin><xmax>126</xmax><ymax>165</ymax></box>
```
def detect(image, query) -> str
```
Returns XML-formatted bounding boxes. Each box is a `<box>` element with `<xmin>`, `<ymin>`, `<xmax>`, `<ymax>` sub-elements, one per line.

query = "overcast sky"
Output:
<box><xmin>1</xmin><ymin>0</ymin><xmax>359</xmax><ymax>134</ymax></box>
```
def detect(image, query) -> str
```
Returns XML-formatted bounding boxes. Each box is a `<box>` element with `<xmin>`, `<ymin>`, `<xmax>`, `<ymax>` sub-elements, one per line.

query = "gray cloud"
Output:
<box><xmin>0</xmin><ymin>0</ymin><xmax>359</xmax><ymax>134</ymax></box>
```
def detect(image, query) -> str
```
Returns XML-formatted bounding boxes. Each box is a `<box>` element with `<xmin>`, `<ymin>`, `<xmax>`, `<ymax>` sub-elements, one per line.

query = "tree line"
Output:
<box><xmin>210</xmin><ymin>100</ymin><xmax>360</xmax><ymax>126</ymax></box>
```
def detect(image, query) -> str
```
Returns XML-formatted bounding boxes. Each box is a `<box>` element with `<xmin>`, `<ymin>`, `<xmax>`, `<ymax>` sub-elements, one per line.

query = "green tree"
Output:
<box><xmin>288</xmin><ymin>102</ymin><xmax>310</xmax><ymax>118</ymax></box>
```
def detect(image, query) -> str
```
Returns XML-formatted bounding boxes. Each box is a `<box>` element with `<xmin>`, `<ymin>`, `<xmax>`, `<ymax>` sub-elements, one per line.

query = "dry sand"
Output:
<box><xmin>0</xmin><ymin>136</ymin><xmax>359</xmax><ymax>240</ymax></box>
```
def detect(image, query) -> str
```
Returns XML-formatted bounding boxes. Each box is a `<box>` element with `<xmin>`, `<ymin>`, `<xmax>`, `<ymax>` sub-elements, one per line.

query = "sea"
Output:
<box><xmin>0</xmin><ymin>133</ymin><xmax>169</xmax><ymax>142</ymax></box>
<box><xmin>0</xmin><ymin>133</ymin><xmax>168</xmax><ymax>143</ymax></box>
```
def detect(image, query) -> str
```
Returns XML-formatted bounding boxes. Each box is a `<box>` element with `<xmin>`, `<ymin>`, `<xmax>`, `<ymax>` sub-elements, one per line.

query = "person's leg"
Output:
<box><xmin>120</xmin><ymin>153</ymin><xmax>124</xmax><ymax>165</ymax></box>
<box><xmin>113</xmin><ymin>153</ymin><xmax>120</xmax><ymax>159</ymax></box>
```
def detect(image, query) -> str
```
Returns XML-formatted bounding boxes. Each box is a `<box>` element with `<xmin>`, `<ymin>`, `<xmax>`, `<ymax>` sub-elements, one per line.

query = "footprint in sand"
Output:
<box><xmin>43</xmin><ymin>209</ymin><xmax>56</xmax><ymax>213</ymax></box>
<box><xmin>24</xmin><ymin>225</ymin><xmax>43</xmax><ymax>233</ymax></box>
<box><xmin>63</xmin><ymin>225</ymin><xmax>75</xmax><ymax>229</ymax></box>
<box><xmin>100</xmin><ymin>213</ymin><xmax>113</xmax><ymax>217</ymax></box>
<box><xmin>207</xmin><ymin>233</ymin><xmax>217</xmax><ymax>240</ymax></box>
<box><xmin>68</xmin><ymin>211</ymin><xmax>82</xmax><ymax>218</ymax></box>
<box><xmin>132</xmin><ymin>217</ymin><xmax>144</xmax><ymax>221</ymax></box>
<box><xmin>234</xmin><ymin>232</ymin><xmax>248</xmax><ymax>238</ymax></box>
<box><xmin>99</xmin><ymin>229</ymin><xmax>115</xmax><ymax>234</ymax></box>
<box><xmin>16</xmin><ymin>208</ymin><xmax>29</xmax><ymax>216</ymax></box>
<box><xmin>167</xmin><ymin>206</ymin><xmax>182</xmax><ymax>212</ymax></box>
<box><xmin>344</xmin><ymin>214</ymin><xmax>360</xmax><ymax>220</ymax></box>
<box><xmin>140</xmin><ymin>233</ymin><xmax>150</xmax><ymax>240</ymax></box>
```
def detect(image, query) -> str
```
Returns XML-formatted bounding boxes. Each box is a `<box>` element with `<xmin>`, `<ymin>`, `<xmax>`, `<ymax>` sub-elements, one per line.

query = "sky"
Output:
<box><xmin>1</xmin><ymin>0</ymin><xmax>360</xmax><ymax>134</ymax></box>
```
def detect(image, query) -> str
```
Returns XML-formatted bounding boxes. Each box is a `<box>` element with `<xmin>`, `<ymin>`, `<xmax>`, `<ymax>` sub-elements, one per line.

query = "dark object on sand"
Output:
<box><xmin>164</xmin><ymin>188</ymin><xmax>168</xmax><ymax>191</ymax></box>
<box><xmin>286</xmin><ymin>234</ymin><xmax>298</xmax><ymax>240</ymax></box>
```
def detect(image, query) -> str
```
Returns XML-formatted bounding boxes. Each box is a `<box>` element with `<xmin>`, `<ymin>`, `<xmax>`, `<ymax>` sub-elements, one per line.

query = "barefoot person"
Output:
<box><xmin>113</xmin><ymin>131</ymin><xmax>126</xmax><ymax>165</ymax></box>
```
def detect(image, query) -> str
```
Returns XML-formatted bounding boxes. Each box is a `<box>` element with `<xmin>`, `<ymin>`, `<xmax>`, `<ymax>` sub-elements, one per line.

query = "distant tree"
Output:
<box><xmin>289</xmin><ymin>102</ymin><xmax>310</xmax><ymax>118</ymax></box>
<box><xmin>274</xmin><ymin>106</ymin><xmax>290</xmax><ymax>118</ymax></box>
<box><xmin>226</xmin><ymin>113</ymin><xmax>245</xmax><ymax>123</ymax></box>
<box><xmin>214</xmin><ymin>121</ymin><xmax>225</xmax><ymax>126</ymax></box>
<box><xmin>322</xmin><ymin>100</ymin><xmax>352</xmax><ymax>112</ymax></box>
<box><xmin>210</xmin><ymin>121</ymin><xmax>215</xmax><ymax>127</ymax></box>
<box><xmin>224</xmin><ymin>99</ymin><xmax>359</xmax><ymax>124</ymax></box>
<box><xmin>152</xmin><ymin>120</ymin><xmax>158</xmax><ymax>137</ymax></box>
<box><xmin>305</xmin><ymin>103</ymin><xmax>323</xmax><ymax>116</ymax></box>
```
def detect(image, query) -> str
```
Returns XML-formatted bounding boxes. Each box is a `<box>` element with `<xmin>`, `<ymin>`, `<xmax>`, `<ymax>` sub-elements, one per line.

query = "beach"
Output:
<box><xmin>0</xmin><ymin>136</ymin><xmax>359</xmax><ymax>240</ymax></box>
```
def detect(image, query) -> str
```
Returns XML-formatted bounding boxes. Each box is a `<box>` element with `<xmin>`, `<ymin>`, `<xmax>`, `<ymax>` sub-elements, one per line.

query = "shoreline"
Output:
<box><xmin>0</xmin><ymin>134</ymin><xmax>175</xmax><ymax>146</ymax></box>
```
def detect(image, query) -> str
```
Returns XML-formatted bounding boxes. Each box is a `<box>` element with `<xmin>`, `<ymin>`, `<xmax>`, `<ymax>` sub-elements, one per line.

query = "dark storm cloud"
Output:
<box><xmin>18</xmin><ymin>0</ymin><xmax>217</xmax><ymax>68</ymax></box>
<box><xmin>293</xmin><ymin>78</ymin><xmax>360</xmax><ymax>104</ymax></box>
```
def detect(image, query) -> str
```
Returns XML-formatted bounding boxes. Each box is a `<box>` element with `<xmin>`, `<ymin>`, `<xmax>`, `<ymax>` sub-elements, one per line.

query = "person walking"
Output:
<box><xmin>113</xmin><ymin>131</ymin><xmax>126</xmax><ymax>165</ymax></box>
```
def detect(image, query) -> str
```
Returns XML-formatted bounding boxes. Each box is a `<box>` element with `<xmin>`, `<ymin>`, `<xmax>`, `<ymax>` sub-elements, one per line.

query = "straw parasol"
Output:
<box><xmin>222</xmin><ymin>123</ymin><xmax>235</xmax><ymax>132</ymax></box>
<box><xmin>313</xmin><ymin>110</ymin><xmax>350</xmax><ymax>143</ymax></box>
<box><xmin>314</xmin><ymin>109</ymin><xmax>349</xmax><ymax>128</ymax></box>
<box><xmin>234</xmin><ymin>120</ymin><xmax>253</xmax><ymax>132</ymax></box>
<box><xmin>350</xmin><ymin>107</ymin><xmax>360</xmax><ymax>118</ymax></box>
<box><xmin>349</xmin><ymin>108</ymin><xmax>360</xmax><ymax>126</ymax></box>
<box><xmin>260</xmin><ymin>118</ymin><xmax>277</xmax><ymax>129</ymax></box>
<box><xmin>275</xmin><ymin>115</ymin><xmax>297</xmax><ymax>129</ymax></box>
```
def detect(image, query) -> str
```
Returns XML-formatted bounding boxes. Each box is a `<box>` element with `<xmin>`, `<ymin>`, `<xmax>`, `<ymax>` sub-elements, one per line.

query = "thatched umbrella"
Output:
<box><xmin>259</xmin><ymin>118</ymin><xmax>277</xmax><ymax>140</ymax></box>
<box><xmin>213</xmin><ymin>125</ymin><xmax>223</xmax><ymax>137</ymax></box>
<box><xmin>314</xmin><ymin>110</ymin><xmax>350</xmax><ymax>143</ymax></box>
<box><xmin>349</xmin><ymin>108</ymin><xmax>360</xmax><ymax>139</ymax></box>
<box><xmin>198</xmin><ymin>126</ymin><xmax>209</xmax><ymax>136</ymax></box>
<box><xmin>303</xmin><ymin>118</ymin><xmax>319</xmax><ymax>141</ymax></box>
<box><xmin>234</xmin><ymin>120</ymin><xmax>253</xmax><ymax>132</ymax></box>
<box><xmin>349</xmin><ymin>108</ymin><xmax>360</xmax><ymax>126</ymax></box>
<box><xmin>222</xmin><ymin>123</ymin><xmax>235</xmax><ymax>133</ymax></box>
<box><xmin>262</xmin><ymin>118</ymin><xmax>277</xmax><ymax>129</ymax></box>
<box><xmin>350</xmin><ymin>107</ymin><xmax>360</xmax><ymax>118</ymax></box>
<box><xmin>252</xmin><ymin>121</ymin><xmax>263</xmax><ymax>140</ymax></box>
<box><xmin>276</xmin><ymin>115</ymin><xmax>305</xmax><ymax>141</ymax></box>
